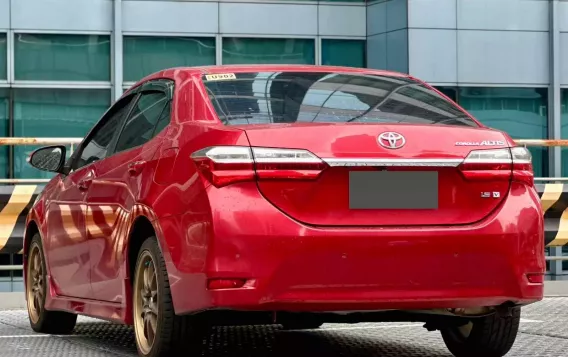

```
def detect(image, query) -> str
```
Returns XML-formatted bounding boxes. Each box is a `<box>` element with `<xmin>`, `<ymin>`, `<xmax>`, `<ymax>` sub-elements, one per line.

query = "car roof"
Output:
<box><xmin>127</xmin><ymin>64</ymin><xmax>413</xmax><ymax>91</ymax></box>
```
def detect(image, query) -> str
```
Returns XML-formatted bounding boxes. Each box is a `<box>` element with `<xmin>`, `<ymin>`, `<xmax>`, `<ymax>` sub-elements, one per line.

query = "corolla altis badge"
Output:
<box><xmin>455</xmin><ymin>140</ymin><xmax>506</xmax><ymax>146</ymax></box>
<box><xmin>378</xmin><ymin>132</ymin><xmax>406</xmax><ymax>149</ymax></box>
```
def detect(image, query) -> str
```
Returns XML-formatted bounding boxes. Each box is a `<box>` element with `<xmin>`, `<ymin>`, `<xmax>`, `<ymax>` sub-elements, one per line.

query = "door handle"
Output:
<box><xmin>128</xmin><ymin>161</ymin><xmax>146</xmax><ymax>176</ymax></box>
<box><xmin>78</xmin><ymin>178</ymin><xmax>92</xmax><ymax>191</ymax></box>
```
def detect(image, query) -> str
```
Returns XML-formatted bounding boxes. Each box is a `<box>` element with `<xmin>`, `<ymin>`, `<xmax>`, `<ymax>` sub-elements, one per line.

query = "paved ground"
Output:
<box><xmin>0</xmin><ymin>298</ymin><xmax>566</xmax><ymax>357</ymax></box>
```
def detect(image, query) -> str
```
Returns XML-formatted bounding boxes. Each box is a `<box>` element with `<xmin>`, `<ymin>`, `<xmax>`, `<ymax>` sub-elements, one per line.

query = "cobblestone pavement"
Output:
<box><xmin>0</xmin><ymin>298</ymin><xmax>567</xmax><ymax>356</ymax></box>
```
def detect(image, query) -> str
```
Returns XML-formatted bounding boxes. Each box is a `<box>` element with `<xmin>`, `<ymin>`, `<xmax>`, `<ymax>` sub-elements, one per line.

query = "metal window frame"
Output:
<box><xmin>221</xmin><ymin>34</ymin><xmax>318</xmax><ymax>40</ymax></box>
<box><xmin>320</xmin><ymin>36</ymin><xmax>367</xmax><ymax>40</ymax></box>
<box><xmin>6</xmin><ymin>30</ymin><xmax>12</xmax><ymax>84</ymax></box>
<box><xmin>0</xmin><ymin>32</ymin><xmax>9</xmax><ymax>180</ymax></box>
<box><xmin>112</xmin><ymin>0</ymin><xmax>123</xmax><ymax>102</ymax></box>
<box><xmin>316</xmin><ymin>37</ymin><xmax>321</xmax><ymax>65</ymax></box>
<box><xmin>13</xmin><ymin>29</ymin><xmax>112</xmax><ymax>35</ymax></box>
<box><xmin>216</xmin><ymin>34</ymin><xmax>223</xmax><ymax>65</ymax></box>
<box><xmin>549</xmin><ymin>0</ymin><xmax>563</xmax><ymax>275</ymax></box>
<box><xmin>123</xmin><ymin>32</ymin><xmax>217</xmax><ymax>38</ymax></box>
<box><xmin>11</xmin><ymin>81</ymin><xmax>111</xmax><ymax>89</ymax></box>
<box><xmin>0</xmin><ymin>30</ymin><xmax>7</xmax><ymax>83</ymax></box>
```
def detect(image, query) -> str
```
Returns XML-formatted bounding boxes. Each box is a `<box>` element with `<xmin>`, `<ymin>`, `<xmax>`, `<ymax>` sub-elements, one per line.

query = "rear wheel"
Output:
<box><xmin>26</xmin><ymin>234</ymin><xmax>77</xmax><ymax>334</ymax></box>
<box><xmin>440</xmin><ymin>308</ymin><xmax>521</xmax><ymax>357</ymax></box>
<box><xmin>133</xmin><ymin>237</ymin><xmax>208</xmax><ymax>357</ymax></box>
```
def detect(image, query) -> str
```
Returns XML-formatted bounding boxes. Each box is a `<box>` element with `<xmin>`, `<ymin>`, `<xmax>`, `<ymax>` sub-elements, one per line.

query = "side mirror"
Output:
<box><xmin>28</xmin><ymin>145</ymin><xmax>67</xmax><ymax>173</ymax></box>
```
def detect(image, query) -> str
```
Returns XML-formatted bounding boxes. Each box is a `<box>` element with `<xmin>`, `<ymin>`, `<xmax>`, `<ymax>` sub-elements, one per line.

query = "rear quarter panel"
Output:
<box><xmin>145</xmin><ymin>75</ymin><xmax>254</xmax><ymax>311</ymax></box>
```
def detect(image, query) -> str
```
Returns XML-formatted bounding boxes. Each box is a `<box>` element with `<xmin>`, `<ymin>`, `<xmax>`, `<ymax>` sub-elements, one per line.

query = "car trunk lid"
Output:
<box><xmin>242</xmin><ymin>123</ymin><xmax>513</xmax><ymax>227</ymax></box>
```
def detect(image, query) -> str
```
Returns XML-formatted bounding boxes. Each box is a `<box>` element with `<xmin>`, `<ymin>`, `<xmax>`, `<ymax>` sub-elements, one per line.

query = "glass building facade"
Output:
<box><xmin>0</xmin><ymin>0</ymin><xmax>567</xmax><ymax>290</ymax></box>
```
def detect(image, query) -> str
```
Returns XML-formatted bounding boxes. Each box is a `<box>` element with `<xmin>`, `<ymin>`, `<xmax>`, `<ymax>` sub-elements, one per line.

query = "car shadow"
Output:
<box><xmin>68</xmin><ymin>322</ymin><xmax>452</xmax><ymax>357</ymax></box>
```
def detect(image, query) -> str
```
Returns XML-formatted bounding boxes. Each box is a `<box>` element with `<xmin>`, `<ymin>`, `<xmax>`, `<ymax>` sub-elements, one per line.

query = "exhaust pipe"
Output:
<box><xmin>447</xmin><ymin>306</ymin><xmax>495</xmax><ymax>317</ymax></box>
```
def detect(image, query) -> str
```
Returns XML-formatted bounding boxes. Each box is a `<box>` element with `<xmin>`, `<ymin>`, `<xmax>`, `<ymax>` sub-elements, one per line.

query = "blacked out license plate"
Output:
<box><xmin>348</xmin><ymin>171</ymin><xmax>438</xmax><ymax>209</ymax></box>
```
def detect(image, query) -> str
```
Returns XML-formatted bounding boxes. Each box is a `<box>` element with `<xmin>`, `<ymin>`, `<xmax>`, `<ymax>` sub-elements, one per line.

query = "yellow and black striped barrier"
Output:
<box><xmin>0</xmin><ymin>185</ymin><xmax>42</xmax><ymax>255</ymax></box>
<box><xmin>537</xmin><ymin>183</ymin><xmax>568</xmax><ymax>247</ymax></box>
<box><xmin>0</xmin><ymin>184</ymin><xmax>566</xmax><ymax>254</ymax></box>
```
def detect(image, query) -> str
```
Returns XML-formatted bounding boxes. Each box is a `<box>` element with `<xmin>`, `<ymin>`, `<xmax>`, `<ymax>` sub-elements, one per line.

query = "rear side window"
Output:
<box><xmin>152</xmin><ymin>101</ymin><xmax>171</xmax><ymax>137</ymax></box>
<box><xmin>114</xmin><ymin>91</ymin><xmax>168</xmax><ymax>153</ymax></box>
<box><xmin>202</xmin><ymin>72</ymin><xmax>477</xmax><ymax>127</ymax></box>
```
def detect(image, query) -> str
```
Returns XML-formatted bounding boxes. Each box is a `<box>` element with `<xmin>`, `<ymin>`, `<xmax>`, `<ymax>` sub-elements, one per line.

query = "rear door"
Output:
<box><xmin>201</xmin><ymin>71</ymin><xmax>513</xmax><ymax>227</ymax></box>
<box><xmin>46</xmin><ymin>91</ymin><xmax>137</xmax><ymax>298</ymax></box>
<box><xmin>86</xmin><ymin>79</ymin><xmax>172</xmax><ymax>303</ymax></box>
<box><xmin>45</xmin><ymin>166</ymin><xmax>92</xmax><ymax>298</ymax></box>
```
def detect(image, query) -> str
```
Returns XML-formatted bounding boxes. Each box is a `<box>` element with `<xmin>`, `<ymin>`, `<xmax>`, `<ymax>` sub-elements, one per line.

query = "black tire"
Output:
<box><xmin>26</xmin><ymin>234</ymin><xmax>77</xmax><ymax>335</ymax></box>
<box><xmin>132</xmin><ymin>236</ymin><xmax>209</xmax><ymax>357</ymax></box>
<box><xmin>441</xmin><ymin>308</ymin><xmax>521</xmax><ymax>357</ymax></box>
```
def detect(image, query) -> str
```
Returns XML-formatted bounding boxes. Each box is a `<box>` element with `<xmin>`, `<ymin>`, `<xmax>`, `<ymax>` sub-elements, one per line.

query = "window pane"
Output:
<box><xmin>0</xmin><ymin>89</ymin><xmax>7</xmax><ymax>178</ymax></box>
<box><xmin>561</xmin><ymin>89</ymin><xmax>568</xmax><ymax>176</ymax></box>
<box><xmin>321</xmin><ymin>39</ymin><xmax>366</xmax><ymax>68</ymax></box>
<box><xmin>0</xmin><ymin>33</ymin><xmax>6</xmax><ymax>80</ymax></box>
<box><xmin>222</xmin><ymin>38</ymin><xmax>315</xmax><ymax>65</ymax></box>
<box><xmin>124</xmin><ymin>36</ymin><xmax>215</xmax><ymax>83</ymax></box>
<box><xmin>14</xmin><ymin>34</ymin><xmax>110</xmax><ymax>81</ymax></box>
<box><xmin>457</xmin><ymin>87</ymin><xmax>548</xmax><ymax>177</ymax></box>
<box><xmin>77</xmin><ymin>95</ymin><xmax>136</xmax><ymax>169</ymax></box>
<box><xmin>203</xmin><ymin>71</ymin><xmax>477</xmax><ymax>127</ymax></box>
<box><xmin>153</xmin><ymin>101</ymin><xmax>171</xmax><ymax>136</ymax></box>
<box><xmin>115</xmin><ymin>92</ymin><xmax>168</xmax><ymax>153</ymax></box>
<box><xmin>14</xmin><ymin>89</ymin><xmax>111</xmax><ymax>178</ymax></box>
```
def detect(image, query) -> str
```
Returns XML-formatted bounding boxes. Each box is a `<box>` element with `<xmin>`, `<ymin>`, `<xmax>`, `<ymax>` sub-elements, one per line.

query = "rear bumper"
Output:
<box><xmin>162</xmin><ymin>182</ymin><xmax>545</xmax><ymax>315</ymax></box>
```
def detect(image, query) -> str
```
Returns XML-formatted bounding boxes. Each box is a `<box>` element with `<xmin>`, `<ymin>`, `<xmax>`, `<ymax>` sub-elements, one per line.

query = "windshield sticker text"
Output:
<box><xmin>205</xmin><ymin>73</ymin><xmax>237</xmax><ymax>81</ymax></box>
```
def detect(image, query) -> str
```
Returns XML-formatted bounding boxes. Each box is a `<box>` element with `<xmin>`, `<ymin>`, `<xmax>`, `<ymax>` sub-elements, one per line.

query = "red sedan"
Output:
<box><xmin>23</xmin><ymin>65</ymin><xmax>544</xmax><ymax>357</ymax></box>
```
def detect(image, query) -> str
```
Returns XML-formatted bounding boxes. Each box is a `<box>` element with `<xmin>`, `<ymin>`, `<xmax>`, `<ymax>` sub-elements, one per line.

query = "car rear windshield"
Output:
<box><xmin>202</xmin><ymin>71</ymin><xmax>478</xmax><ymax>127</ymax></box>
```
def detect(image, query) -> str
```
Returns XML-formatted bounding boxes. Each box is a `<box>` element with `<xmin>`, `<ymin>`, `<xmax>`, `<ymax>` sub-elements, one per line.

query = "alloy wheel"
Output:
<box><xmin>27</xmin><ymin>243</ymin><xmax>44</xmax><ymax>324</ymax></box>
<box><xmin>134</xmin><ymin>250</ymin><xmax>159</xmax><ymax>355</ymax></box>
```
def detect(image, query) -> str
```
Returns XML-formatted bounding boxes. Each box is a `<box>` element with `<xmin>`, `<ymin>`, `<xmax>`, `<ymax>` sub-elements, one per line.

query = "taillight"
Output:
<box><xmin>252</xmin><ymin>147</ymin><xmax>328</xmax><ymax>180</ymax></box>
<box><xmin>191</xmin><ymin>146</ymin><xmax>255</xmax><ymax>187</ymax></box>
<box><xmin>459</xmin><ymin>147</ymin><xmax>533</xmax><ymax>185</ymax></box>
<box><xmin>459</xmin><ymin>148</ymin><xmax>512</xmax><ymax>181</ymax></box>
<box><xmin>191</xmin><ymin>146</ymin><xmax>328</xmax><ymax>188</ymax></box>
<box><xmin>511</xmin><ymin>146</ymin><xmax>534</xmax><ymax>186</ymax></box>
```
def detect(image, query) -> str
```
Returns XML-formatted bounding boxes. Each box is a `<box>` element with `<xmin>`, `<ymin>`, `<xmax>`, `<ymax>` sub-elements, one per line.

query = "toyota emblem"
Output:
<box><xmin>378</xmin><ymin>132</ymin><xmax>406</xmax><ymax>149</ymax></box>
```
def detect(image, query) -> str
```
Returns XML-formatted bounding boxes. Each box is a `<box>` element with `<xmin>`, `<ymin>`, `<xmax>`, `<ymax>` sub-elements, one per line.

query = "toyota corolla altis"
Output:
<box><xmin>23</xmin><ymin>65</ymin><xmax>544</xmax><ymax>357</ymax></box>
